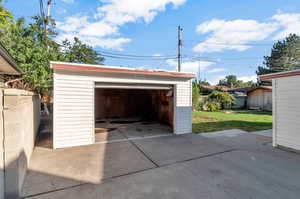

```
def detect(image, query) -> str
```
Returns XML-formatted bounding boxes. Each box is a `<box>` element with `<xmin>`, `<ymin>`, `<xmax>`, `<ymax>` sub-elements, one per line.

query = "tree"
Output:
<box><xmin>1</xmin><ymin>15</ymin><xmax>104</xmax><ymax>93</ymax></box>
<box><xmin>192</xmin><ymin>83</ymin><xmax>200</xmax><ymax>111</ymax></box>
<box><xmin>257</xmin><ymin>34</ymin><xmax>300</xmax><ymax>75</ymax></box>
<box><xmin>0</xmin><ymin>0</ymin><xmax>13</xmax><ymax>28</ymax></box>
<box><xmin>208</xmin><ymin>91</ymin><xmax>235</xmax><ymax>109</ymax></box>
<box><xmin>62</xmin><ymin>37</ymin><xmax>104</xmax><ymax>64</ymax></box>
<box><xmin>218</xmin><ymin>75</ymin><xmax>243</xmax><ymax>88</ymax></box>
<box><xmin>1</xmin><ymin>17</ymin><xmax>63</xmax><ymax>93</ymax></box>
<box><xmin>197</xmin><ymin>79</ymin><xmax>210</xmax><ymax>86</ymax></box>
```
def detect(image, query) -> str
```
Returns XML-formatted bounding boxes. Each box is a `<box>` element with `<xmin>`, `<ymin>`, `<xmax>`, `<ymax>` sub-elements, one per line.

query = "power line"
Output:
<box><xmin>184</xmin><ymin>40</ymin><xmax>274</xmax><ymax>46</ymax></box>
<box><xmin>98</xmin><ymin>50</ymin><xmax>176</xmax><ymax>58</ymax></box>
<box><xmin>99</xmin><ymin>54</ymin><xmax>178</xmax><ymax>61</ymax></box>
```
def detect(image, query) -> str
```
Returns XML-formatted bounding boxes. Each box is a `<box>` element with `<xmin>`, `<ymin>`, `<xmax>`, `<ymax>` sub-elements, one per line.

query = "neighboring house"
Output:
<box><xmin>51</xmin><ymin>61</ymin><xmax>195</xmax><ymax>149</ymax></box>
<box><xmin>200</xmin><ymin>85</ymin><xmax>249</xmax><ymax>109</ymax></box>
<box><xmin>247</xmin><ymin>86</ymin><xmax>272</xmax><ymax>111</ymax></box>
<box><xmin>259</xmin><ymin>69</ymin><xmax>300</xmax><ymax>151</ymax></box>
<box><xmin>0</xmin><ymin>43</ymin><xmax>21</xmax><ymax>86</ymax></box>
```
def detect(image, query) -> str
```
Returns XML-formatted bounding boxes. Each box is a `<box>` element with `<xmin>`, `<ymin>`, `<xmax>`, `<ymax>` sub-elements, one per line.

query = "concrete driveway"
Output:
<box><xmin>22</xmin><ymin>128</ymin><xmax>300</xmax><ymax>199</ymax></box>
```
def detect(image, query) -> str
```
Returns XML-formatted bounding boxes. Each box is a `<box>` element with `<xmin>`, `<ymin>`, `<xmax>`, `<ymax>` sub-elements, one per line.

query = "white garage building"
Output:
<box><xmin>51</xmin><ymin>62</ymin><xmax>195</xmax><ymax>149</ymax></box>
<box><xmin>260</xmin><ymin>69</ymin><xmax>300</xmax><ymax>151</ymax></box>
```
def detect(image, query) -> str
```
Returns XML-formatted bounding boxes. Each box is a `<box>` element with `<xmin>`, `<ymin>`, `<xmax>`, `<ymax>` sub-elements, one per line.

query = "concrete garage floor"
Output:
<box><xmin>22</xmin><ymin>127</ymin><xmax>300</xmax><ymax>199</ymax></box>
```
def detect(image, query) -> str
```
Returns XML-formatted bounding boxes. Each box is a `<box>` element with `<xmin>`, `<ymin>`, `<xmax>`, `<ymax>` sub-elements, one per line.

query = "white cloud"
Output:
<box><xmin>97</xmin><ymin>0</ymin><xmax>186</xmax><ymax>25</ymax></box>
<box><xmin>152</xmin><ymin>53</ymin><xmax>161</xmax><ymax>56</ymax></box>
<box><xmin>55</xmin><ymin>33</ymin><xmax>131</xmax><ymax>50</ymax></box>
<box><xmin>78</xmin><ymin>21</ymin><xmax>118</xmax><ymax>37</ymax></box>
<box><xmin>239</xmin><ymin>75</ymin><xmax>257</xmax><ymax>82</ymax></box>
<box><xmin>208</xmin><ymin>75</ymin><xmax>226</xmax><ymax>85</ymax></box>
<box><xmin>56</xmin><ymin>0</ymin><xmax>186</xmax><ymax>50</ymax></box>
<box><xmin>272</xmin><ymin>13</ymin><xmax>300</xmax><ymax>40</ymax></box>
<box><xmin>193</xmin><ymin>19</ymin><xmax>278</xmax><ymax>53</ymax></box>
<box><xmin>166</xmin><ymin>59</ymin><xmax>215</xmax><ymax>73</ymax></box>
<box><xmin>207</xmin><ymin>68</ymin><xmax>226</xmax><ymax>73</ymax></box>
<box><xmin>60</xmin><ymin>0</ymin><xmax>74</xmax><ymax>4</ymax></box>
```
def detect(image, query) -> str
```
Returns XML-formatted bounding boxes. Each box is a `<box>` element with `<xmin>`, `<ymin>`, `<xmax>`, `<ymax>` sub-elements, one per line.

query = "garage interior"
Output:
<box><xmin>94</xmin><ymin>83</ymin><xmax>174</xmax><ymax>142</ymax></box>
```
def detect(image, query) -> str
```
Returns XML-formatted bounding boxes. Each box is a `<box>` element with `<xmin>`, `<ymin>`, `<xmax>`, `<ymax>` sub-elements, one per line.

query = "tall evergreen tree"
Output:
<box><xmin>257</xmin><ymin>34</ymin><xmax>300</xmax><ymax>75</ymax></box>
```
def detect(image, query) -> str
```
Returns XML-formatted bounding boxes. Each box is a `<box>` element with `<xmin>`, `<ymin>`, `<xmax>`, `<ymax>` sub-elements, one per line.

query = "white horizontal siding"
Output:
<box><xmin>54</xmin><ymin>69</ymin><xmax>194</xmax><ymax>148</ymax></box>
<box><xmin>274</xmin><ymin>76</ymin><xmax>300</xmax><ymax>150</ymax></box>
<box><xmin>53</xmin><ymin>72</ymin><xmax>94</xmax><ymax>148</ymax></box>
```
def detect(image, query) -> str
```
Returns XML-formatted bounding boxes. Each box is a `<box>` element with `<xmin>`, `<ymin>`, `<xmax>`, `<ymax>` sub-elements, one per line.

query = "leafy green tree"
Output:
<box><xmin>198</xmin><ymin>79</ymin><xmax>210</xmax><ymax>86</ymax></box>
<box><xmin>1</xmin><ymin>17</ymin><xmax>63</xmax><ymax>93</ymax></box>
<box><xmin>0</xmin><ymin>0</ymin><xmax>13</xmax><ymax>28</ymax></box>
<box><xmin>218</xmin><ymin>75</ymin><xmax>243</xmax><ymax>88</ymax></box>
<box><xmin>62</xmin><ymin>37</ymin><xmax>104</xmax><ymax>64</ymax></box>
<box><xmin>208</xmin><ymin>91</ymin><xmax>235</xmax><ymax>109</ymax></box>
<box><xmin>257</xmin><ymin>34</ymin><xmax>300</xmax><ymax>75</ymax></box>
<box><xmin>1</xmin><ymin>15</ymin><xmax>104</xmax><ymax>93</ymax></box>
<box><xmin>192</xmin><ymin>83</ymin><xmax>200</xmax><ymax>111</ymax></box>
<box><xmin>218</xmin><ymin>75</ymin><xmax>257</xmax><ymax>88</ymax></box>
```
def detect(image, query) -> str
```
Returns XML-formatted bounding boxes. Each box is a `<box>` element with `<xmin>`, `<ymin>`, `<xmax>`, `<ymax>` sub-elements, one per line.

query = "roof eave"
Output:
<box><xmin>0</xmin><ymin>43</ymin><xmax>22</xmax><ymax>75</ymax></box>
<box><xmin>259</xmin><ymin>69</ymin><xmax>300</xmax><ymax>81</ymax></box>
<box><xmin>50</xmin><ymin>61</ymin><xmax>196</xmax><ymax>79</ymax></box>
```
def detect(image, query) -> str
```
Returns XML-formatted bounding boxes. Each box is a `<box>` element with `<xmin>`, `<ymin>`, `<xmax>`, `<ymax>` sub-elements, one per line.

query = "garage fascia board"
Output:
<box><xmin>95</xmin><ymin>82</ymin><xmax>173</xmax><ymax>90</ymax></box>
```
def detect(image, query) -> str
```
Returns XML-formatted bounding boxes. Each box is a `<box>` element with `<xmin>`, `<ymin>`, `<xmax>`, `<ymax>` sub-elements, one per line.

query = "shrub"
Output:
<box><xmin>204</xmin><ymin>101</ymin><xmax>221</xmax><ymax>112</ymax></box>
<box><xmin>208</xmin><ymin>91</ymin><xmax>235</xmax><ymax>109</ymax></box>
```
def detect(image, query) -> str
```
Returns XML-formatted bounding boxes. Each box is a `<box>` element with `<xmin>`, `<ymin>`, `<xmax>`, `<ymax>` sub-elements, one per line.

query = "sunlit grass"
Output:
<box><xmin>192</xmin><ymin>110</ymin><xmax>272</xmax><ymax>133</ymax></box>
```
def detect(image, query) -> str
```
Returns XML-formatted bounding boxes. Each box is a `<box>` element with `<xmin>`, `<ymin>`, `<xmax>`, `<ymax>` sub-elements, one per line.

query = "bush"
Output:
<box><xmin>208</xmin><ymin>91</ymin><xmax>235</xmax><ymax>109</ymax></box>
<box><xmin>204</xmin><ymin>101</ymin><xmax>221</xmax><ymax>112</ymax></box>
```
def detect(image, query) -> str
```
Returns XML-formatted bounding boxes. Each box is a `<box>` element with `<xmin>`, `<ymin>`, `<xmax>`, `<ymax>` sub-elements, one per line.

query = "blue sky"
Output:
<box><xmin>5</xmin><ymin>0</ymin><xmax>300</xmax><ymax>84</ymax></box>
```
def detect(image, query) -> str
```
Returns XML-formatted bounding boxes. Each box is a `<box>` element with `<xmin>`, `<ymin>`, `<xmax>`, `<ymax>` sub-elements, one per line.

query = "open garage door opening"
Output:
<box><xmin>94</xmin><ymin>83</ymin><xmax>174</xmax><ymax>142</ymax></box>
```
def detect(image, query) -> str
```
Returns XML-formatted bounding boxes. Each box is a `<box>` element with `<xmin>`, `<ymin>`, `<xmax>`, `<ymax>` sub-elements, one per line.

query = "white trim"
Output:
<box><xmin>95</xmin><ymin>82</ymin><xmax>173</xmax><ymax>90</ymax></box>
<box><xmin>173</xmin><ymin>84</ymin><xmax>177</xmax><ymax>134</ymax></box>
<box><xmin>259</xmin><ymin>68</ymin><xmax>300</xmax><ymax>78</ymax></box>
<box><xmin>50</xmin><ymin>61</ymin><xmax>194</xmax><ymax>76</ymax></box>
<box><xmin>272</xmin><ymin>79</ymin><xmax>277</xmax><ymax>147</ymax></box>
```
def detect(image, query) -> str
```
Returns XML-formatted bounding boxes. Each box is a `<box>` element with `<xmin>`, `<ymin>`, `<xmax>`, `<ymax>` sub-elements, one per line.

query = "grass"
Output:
<box><xmin>192</xmin><ymin>110</ymin><xmax>272</xmax><ymax>133</ymax></box>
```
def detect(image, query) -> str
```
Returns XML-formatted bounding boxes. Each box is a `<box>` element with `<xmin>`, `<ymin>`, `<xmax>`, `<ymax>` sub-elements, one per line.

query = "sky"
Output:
<box><xmin>5</xmin><ymin>0</ymin><xmax>300</xmax><ymax>85</ymax></box>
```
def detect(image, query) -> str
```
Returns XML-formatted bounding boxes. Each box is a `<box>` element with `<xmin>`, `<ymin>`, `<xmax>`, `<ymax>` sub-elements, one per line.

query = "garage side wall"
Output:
<box><xmin>174</xmin><ymin>79</ymin><xmax>192</xmax><ymax>134</ymax></box>
<box><xmin>53</xmin><ymin>72</ymin><xmax>94</xmax><ymax>148</ymax></box>
<box><xmin>274</xmin><ymin>76</ymin><xmax>300</xmax><ymax>150</ymax></box>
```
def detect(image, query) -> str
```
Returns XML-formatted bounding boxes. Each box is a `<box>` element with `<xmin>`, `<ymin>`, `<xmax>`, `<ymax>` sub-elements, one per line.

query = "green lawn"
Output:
<box><xmin>193</xmin><ymin>110</ymin><xmax>272</xmax><ymax>133</ymax></box>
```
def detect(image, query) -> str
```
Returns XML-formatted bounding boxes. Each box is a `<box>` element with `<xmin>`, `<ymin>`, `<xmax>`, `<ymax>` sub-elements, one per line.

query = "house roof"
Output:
<box><xmin>0</xmin><ymin>43</ymin><xmax>21</xmax><ymax>75</ymax></box>
<box><xmin>50</xmin><ymin>61</ymin><xmax>196</xmax><ymax>79</ymax></box>
<box><xmin>247</xmin><ymin>86</ymin><xmax>272</xmax><ymax>94</ymax></box>
<box><xmin>259</xmin><ymin>69</ymin><xmax>300</xmax><ymax>81</ymax></box>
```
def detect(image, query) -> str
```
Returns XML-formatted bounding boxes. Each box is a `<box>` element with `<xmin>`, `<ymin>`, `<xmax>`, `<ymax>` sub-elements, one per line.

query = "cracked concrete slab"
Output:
<box><xmin>22</xmin><ymin>141</ymin><xmax>156</xmax><ymax>197</ymax></box>
<box><xmin>26</xmin><ymin>142</ymin><xmax>300</xmax><ymax>199</ymax></box>
<box><xmin>132</xmin><ymin>134</ymin><xmax>233</xmax><ymax>166</ymax></box>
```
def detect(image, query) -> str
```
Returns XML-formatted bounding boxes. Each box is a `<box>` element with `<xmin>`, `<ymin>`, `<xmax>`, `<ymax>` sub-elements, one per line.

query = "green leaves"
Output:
<box><xmin>1</xmin><ymin>13</ymin><xmax>104</xmax><ymax>94</ymax></box>
<box><xmin>62</xmin><ymin>37</ymin><xmax>104</xmax><ymax>65</ymax></box>
<box><xmin>257</xmin><ymin>34</ymin><xmax>300</xmax><ymax>75</ymax></box>
<box><xmin>208</xmin><ymin>91</ymin><xmax>235</xmax><ymax>109</ymax></box>
<box><xmin>218</xmin><ymin>75</ymin><xmax>255</xmax><ymax>88</ymax></box>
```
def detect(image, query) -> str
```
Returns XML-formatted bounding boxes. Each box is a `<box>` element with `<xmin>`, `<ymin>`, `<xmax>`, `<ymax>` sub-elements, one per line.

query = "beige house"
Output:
<box><xmin>247</xmin><ymin>86</ymin><xmax>272</xmax><ymax>111</ymax></box>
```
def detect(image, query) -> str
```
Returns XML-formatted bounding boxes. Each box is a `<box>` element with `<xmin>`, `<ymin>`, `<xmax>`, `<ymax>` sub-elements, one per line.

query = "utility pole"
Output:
<box><xmin>198</xmin><ymin>57</ymin><xmax>201</xmax><ymax>82</ymax></box>
<box><xmin>45</xmin><ymin>0</ymin><xmax>52</xmax><ymax>37</ymax></box>
<box><xmin>177</xmin><ymin>26</ymin><xmax>183</xmax><ymax>72</ymax></box>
